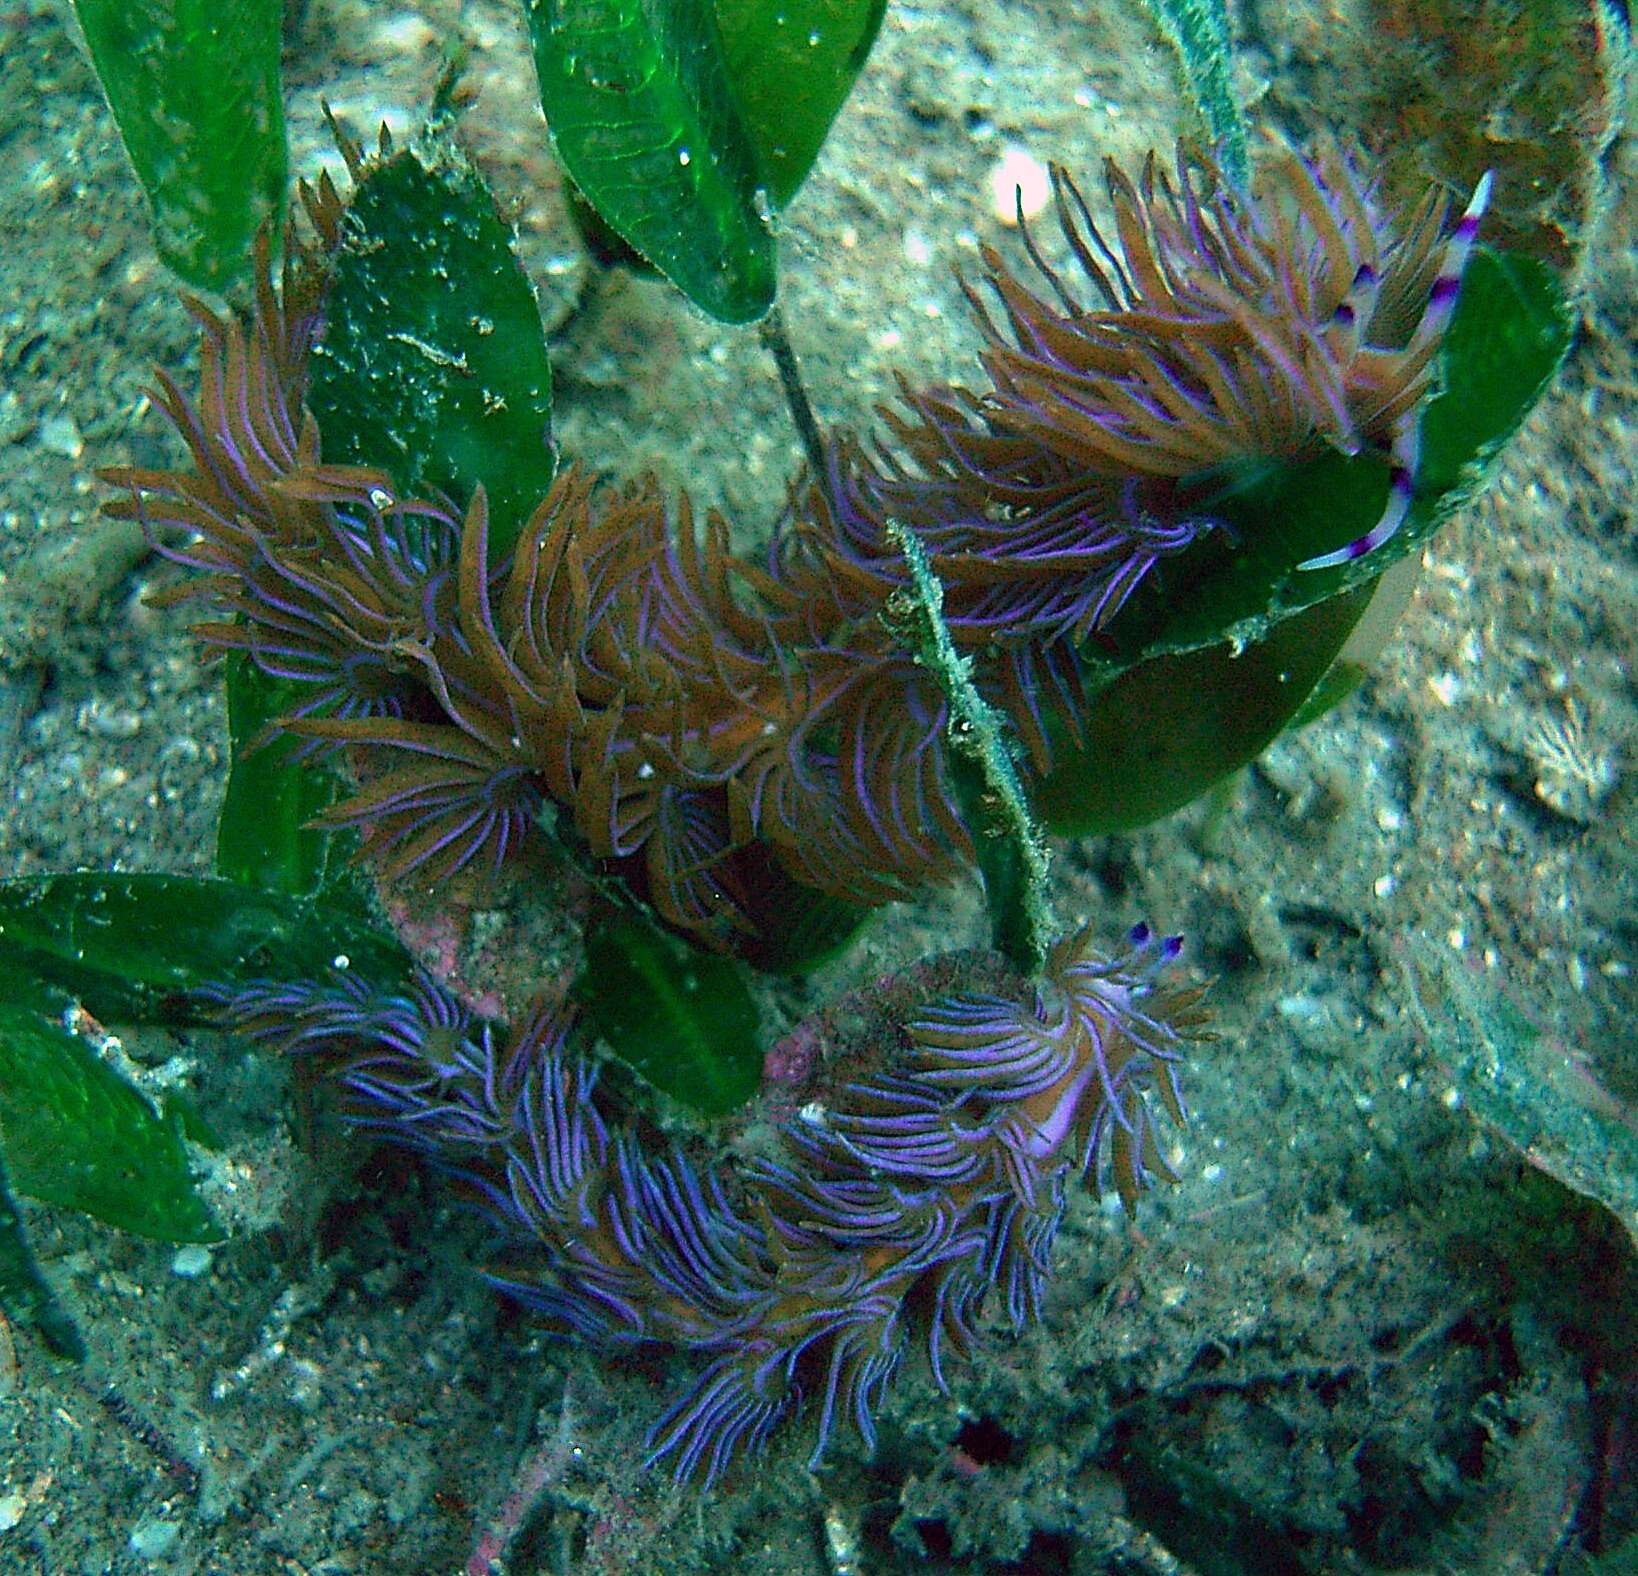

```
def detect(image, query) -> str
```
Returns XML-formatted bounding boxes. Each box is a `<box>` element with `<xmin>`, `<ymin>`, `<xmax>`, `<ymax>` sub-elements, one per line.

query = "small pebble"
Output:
<box><xmin>0</xmin><ymin>389</ymin><xmax>32</xmax><ymax>445</ymax></box>
<box><xmin>39</xmin><ymin>411</ymin><xmax>84</xmax><ymax>460</ymax></box>
<box><xmin>373</xmin><ymin>11</ymin><xmax>436</xmax><ymax>51</ymax></box>
<box><xmin>171</xmin><ymin>1244</ymin><xmax>213</xmax><ymax>1278</ymax></box>
<box><xmin>286</xmin><ymin>1357</ymin><xmax>326</xmax><ymax>1413</ymax></box>
<box><xmin>128</xmin><ymin>1515</ymin><xmax>180</xmax><ymax>1559</ymax></box>
<box><xmin>0</xmin><ymin>1489</ymin><xmax>26</xmax><ymax>1532</ymax></box>
<box><xmin>79</xmin><ymin>701</ymin><xmax>143</xmax><ymax>740</ymax></box>
<box><xmin>1276</xmin><ymin>993</ymin><xmax>1327</xmax><ymax>1024</ymax></box>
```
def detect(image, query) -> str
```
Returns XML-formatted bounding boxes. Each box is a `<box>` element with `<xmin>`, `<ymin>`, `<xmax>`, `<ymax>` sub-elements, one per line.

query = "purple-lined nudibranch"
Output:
<box><xmin>208</xmin><ymin>923</ymin><xmax>1209</xmax><ymax>1486</ymax></box>
<box><xmin>824</xmin><ymin>140</ymin><xmax>1494</xmax><ymax>642</ymax></box>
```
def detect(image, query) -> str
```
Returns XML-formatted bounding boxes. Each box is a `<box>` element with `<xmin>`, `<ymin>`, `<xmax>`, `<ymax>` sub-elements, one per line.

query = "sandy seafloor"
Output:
<box><xmin>0</xmin><ymin>0</ymin><xmax>1635</xmax><ymax>1572</ymax></box>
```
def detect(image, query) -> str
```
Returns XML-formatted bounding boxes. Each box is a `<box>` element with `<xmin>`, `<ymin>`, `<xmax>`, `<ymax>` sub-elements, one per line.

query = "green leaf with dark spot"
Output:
<box><xmin>0</xmin><ymin>1150</ymin><xmax>85</xmax><ymax>1360</ymax></box>
<box><xmin>71</xmin><ymin>0</ymin><xmax>285</xmax><ymax>290</ymax></box>
<box><xmin>714</xmin><ymin>0</ymin><xmax>887</xmax><ymax>207</ymax></box>
<box><xmin>0</xmin><ymin>874</ymin><xmax>410</xmax><ymax>1027</ymax></box>
<box><xmin>307</xmin><ymin>136</ymin><xmax>556</xmax><ymax>557</ymax></box>
<box><xmin>562</xmin><ymin>175</ymin><xmax>665</xmax><ymax>276</ymax></box>
<box><xmin>522</xmin><ymin>0</ymin><xmax>776</xmax><ymax>324</ymax></box>
<box><xmin>0</xmin><ymin>1006</ymin><xmax>221</xmax><ymax>1242</ymax></box>
<box><xmin>575</xmin><ymin>911</ymin><xmax>762</xmax><ymax>1115</ymax></box>
<box><xmin>216</xmin><ymin>655</ymin><xmax>343</xmax><ymax>897</ymax></box>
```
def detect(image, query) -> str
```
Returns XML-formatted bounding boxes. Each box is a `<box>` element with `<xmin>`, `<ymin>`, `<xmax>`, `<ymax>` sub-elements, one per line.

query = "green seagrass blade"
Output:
<box><xmin>574</xmin><ymin>910</ymin><xmax>763</xmax><ymax>1115</ymax></box>
<box><xmin>713</xmin><ymin>0</ymin><xmax>888</xmax><ymax>207</ymax></box>
<box><xmin>0</xmin><ymin>873</ymin><xmax>409</xmax><ymax>1026</ymax></box>
<box><xmin>71</xmin><ymin>0</ymin><xmax>286</xmax><ymax>289</ymax></box>
<box><xmin>305</xmin><ymin>130</ymin><xmax>556</xmax><ymax>559</ymax></box>
<box><xmin>0</xmin><ymin>1006</ymin><xmax>221</xmax><ymax>1245</ymax></box>
<box><xmin>522</xmin><ymin>0</ymin><xmax>885</xmax><ymax>319</ymax></box>
<box><xmin>522</xmin><ymin>0</ymin><xmax>776</xmax><ymax>324</ymax></box>
<box><xmin>0</xmin><ymin>871</ymin><xmax>418</xmax><ymax>1347</ymax></box>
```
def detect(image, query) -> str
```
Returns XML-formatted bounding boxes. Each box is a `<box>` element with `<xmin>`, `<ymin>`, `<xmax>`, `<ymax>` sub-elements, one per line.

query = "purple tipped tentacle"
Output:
<box><xmin>611</xmin><ymin>1142</ymin><xmax>767</xmax><ymax>1326</ymax></box>
<box><xmin>1298</xmin><ymin>405</ymin><xmax>1422</xmax><ymax>570</ymax></box>
<box><xmin>749</xmin><ymin>1164</ymin><xmax>936</xmax><ymax>1240</ymax></box>
<box><xmin>1298</xmin><ymin>169</ymin><xmax>1490</xmax><ymax>572</ymax></box>
<box><xmin>506</xmin><ymin>1049</ymin><xmax>607</xmax><ymax>1220</ymax></box>
<box><xmin>1417</xmin><ymin>170</ymin><xmax>1494</xmax><ymax>343</ymax></box>
<box><xmin>788</xmin><ymin>1116</ymin><xmax>988</xmax><ymax>1186</ymax></box>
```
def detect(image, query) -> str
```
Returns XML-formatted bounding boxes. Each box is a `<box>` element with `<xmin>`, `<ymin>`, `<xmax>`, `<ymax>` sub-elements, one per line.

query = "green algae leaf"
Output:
<box><xmin>948</xmin><ymin>746</ymin><xmax>1045</xmax><ymax>970</ymax></box>
<box><xmin>306</xmin><ymin>135</ymin><xmax>556</xmax><ymax>558</ymax></box>
<box><xmin>1414</xmin><ymin>965</ymin><xmax>1638</xmax><ymax>1250</ymax></box>
<box><xmin>0</xmin><ymin>874</ymin><xmax>410</xmax><ymax>1026</ymax></box>
<box><xmin>886</xmin><ymin>518</ymin><xmax>1054</xmax><ymax>972</ymax></box>
<box><xmin>714</xmin><ymin>0</ymin><xmax>887</xmax><ymax>207</ymax></box>
<box><xmin>522</xmin><ymin>0</ymin><xmax>776</xmax><ymax>324</ymax></box>
<box><xmin>0</xmin><ymin>1006</ymin><xmax>221</xmax><ymax>1243</ymax></box>
<box><xmin>216</xmin><ymin>656</ymin><xmax>342</xmax><ymax>898</ymax></box>
<box><xmin>1099</xmin><ymin>248</ymin><xmax>1573</xmax><ymax>668</ymax></box>
<box><xmin>575</xmin><ymin>911</ymin><xmax>762</xmax><ymax>1114</ymax></box>
<box><xmin>71</xmin><ymin>0</ymin><xmax>285</xmax><ymax>290</ymax></box>
<box><xmin>1416</xmin><ymin>247</ymin><xmax>1576</xmax><ymax>500</ymax></box>
<box><xmin>0</xmin><ymin>1150</ymin><xmax>85</xmax><ymax>1361</ymax></box>
<box><xmin>1037</xmin><ymin>579</ymin><xmax>1378</xmax><ymax>836</ymax></box>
